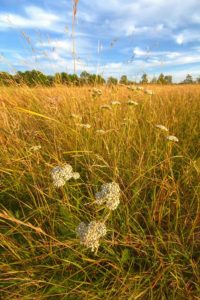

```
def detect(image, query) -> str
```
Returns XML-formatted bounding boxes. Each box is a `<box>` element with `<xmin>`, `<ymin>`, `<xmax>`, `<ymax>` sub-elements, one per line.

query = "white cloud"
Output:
<box><xmin>174</xmin><ymin>30</ymin><xmax>200</xmax><ymax>44</ymax></box>
<box><xmin>0</xmin><ymin>6</ymin><xmax>64</xmax><ymax>32</ymax></box>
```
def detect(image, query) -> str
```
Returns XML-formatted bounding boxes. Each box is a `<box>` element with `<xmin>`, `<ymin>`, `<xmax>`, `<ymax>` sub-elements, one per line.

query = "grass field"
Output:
<box><xmin>0</xmin><ymin>84</ymin><xmax>199</xmax><ymax>299</ymax></box>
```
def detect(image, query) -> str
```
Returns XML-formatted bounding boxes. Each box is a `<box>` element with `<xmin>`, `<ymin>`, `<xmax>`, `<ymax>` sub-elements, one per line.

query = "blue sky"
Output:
<box><xmin>0</xmin><ymin>0</ymin><xmax>200</xmax><ymax>82</ymax></box>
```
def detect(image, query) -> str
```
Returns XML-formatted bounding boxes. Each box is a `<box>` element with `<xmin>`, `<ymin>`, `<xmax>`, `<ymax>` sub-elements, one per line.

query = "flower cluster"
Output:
<box><xmin>92</xmin><ymin>88</ymin><xmax>102</xmax><ymax>97</ymax></box>
<box><xmin>51</xmin><ymin>164</ymin><xmax>80</xmax><ymax>188</ymax></box>
<box><xmin>77</xmin><ymin>123</ymin><xmax>91</xmax><ymax>129</ymax></box>
<box><xmin>76</xmin><ymin>221</ymin><xmax>107</xmax><ymax>253</ymax></box>
<box><xmin>71</xmin><ymin>114</ymin><xmax>82</xmax><ymax>121</ymax></box>
<box><xmin>29</xmin><ymin>145</ymin><xmax>41</xmax><ymax>151</ymax></box>
<box><xmin>96</xmin><ymin>129</ymin><xmax>106</xmax><ymax>135</ymax></box>
<box><xmin>95</xmin><ymin>182</ymin><xmax>120</xmax><ymax>210</ymax></box>
<box><xmin>100</xmin><ymin>104</ymin><xmax>112</xmax><ymax>110</ymax></box>
<box><xmin>155</xmin><ymin>124</ymin><xmax>169</xmax><ymax>132</ymax></box>
<box><xmin>127</xmin><ymin>100</ymin><xmax>138</xmax><ymax>106</ymax></box>
<box><xmin>144</xmin><ymin>89</ymin><xmax>154</xmax><ymax>95</ymax></box>
<box><xmin>166</xmin><ymin>135</ymin><xmax>179</xmax><ymax>142</ymax></box>
<box><xmin>127</xmin><ymin>86</ymin><xmax>137</xmax><ymax>90</ymax></box>
<box><xmin>111</xmin><ymin>100</ymin><xmax>121</xmax><ymax>105</ymax></box>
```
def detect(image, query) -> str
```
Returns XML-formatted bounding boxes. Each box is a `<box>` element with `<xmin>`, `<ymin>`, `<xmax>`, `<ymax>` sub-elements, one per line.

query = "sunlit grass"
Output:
<box><xmin>0</xmin><ymin>84</ymin><xmax>199</xmax><ymax>299</ymax></box>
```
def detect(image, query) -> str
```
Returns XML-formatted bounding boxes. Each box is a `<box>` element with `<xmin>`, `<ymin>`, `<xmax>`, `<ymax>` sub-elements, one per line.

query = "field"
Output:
<box><xmin>0</xmin><ymin>84</ymin><xmax>199</xmax><ymax>299</ymax></box>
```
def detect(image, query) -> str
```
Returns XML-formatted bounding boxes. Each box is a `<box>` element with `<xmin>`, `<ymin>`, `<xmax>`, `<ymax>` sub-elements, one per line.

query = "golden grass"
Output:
<box><xmin>0</xmin><ymin>84</ymin><xmax>200</xmax><ymax>299</ymax></box>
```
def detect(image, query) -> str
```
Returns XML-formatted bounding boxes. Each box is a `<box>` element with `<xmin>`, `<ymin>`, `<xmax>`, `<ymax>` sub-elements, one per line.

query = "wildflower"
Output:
<box><xmin>29</xmin><ymin>145</ymin><xmax>41</xmax><ymax>151</ymax></box>
<box><xmin>136</xmin><ymin>86</ymin><xmax>144</xmax><ymax>91</ymax></box>
<box><xmin>92</xmin><ymin>88</ymin><xmax>102</xmax><ymax>97</ymax></box>
<box><xmin>51</xmin><ymin>164</ymin><xmax>80</xmax><ymax>188</ymax></box>
<box><xmin>127</xmin><ymin>86</ymin><xmax>137</xmax><ymax>90</ymax></box>
<box><xmin>127</xmin><ymin>100</ymin><xmax>138</xmax><ymax>106</ymax></box>
<box><xmin>155</xmin><ymin>124</ymin><xmax>169</xmax><ymax>132</ymax></box>
<box><xmin>95</xmin><ymin>182</ymin><xmax>120</xmax><ymax>210</ymax></box>
<box><xmin>166</xmin><ymin>135</ymin><xmax>179</xmax><ymax>142</ymax></box>
<box><xmin>111</xmin><ymin>101</ymin><xmax>121</xmax><ymax>105</ymax></box>
<box><xmin>100</xmin><ymin>104</ymin><xmax>112</xmax><ymax>110</ymax></box>
<box><xmin>145</xmin><ymin>89</ymin><xmax>154</xmax><ymax>95</ymax></box>
<box><xmin>77</xmin><ymin>123</ymin><xmax>91</xmax><ymax>129</ymax></box>
<box><xmin>76</xmin><ymin>221</ymin><xmax>107</xmax><ymax>252</ymax></box>
<box><xmin>71</xmin><ymin>114</ymin><xmax>82</xmax><ymax>121</ymax></box>
<box><xmin>96</xmin><ymin>129</ymin><xmax>106</xmax><ymax>134</ymax></box>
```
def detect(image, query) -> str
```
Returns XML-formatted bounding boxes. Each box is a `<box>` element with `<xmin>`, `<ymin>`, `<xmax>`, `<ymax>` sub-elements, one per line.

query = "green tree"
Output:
<box><xmin>141</xmin><ymin>73</ymin><xmax>148</xmax><ymax>84</ymax></box>
<box><xmin>183</xmin><ymin>74</ymin><xmax>193</xmax><ymax>84</ymax></box>
<box><xmin>164</xmin><ymin>75</ymin><xmax>173</xmax><ymax>84</ymax></box>
<box><xmin>107</xmin><ymin>76</ymin><xmax>118</xmax><ymax>85</ymax></box>
<box><xmin>119</xmin><ymin>75</ymin><xmax>128</xmax><ymax>85</ymax></box>
<box><xmin>196</xmin><ymin>76</ymin><xmax>200</xmax><ymax>84</ymax></box>
<box><xmin>157</xmin><ymin>73</ymin><xmax>165</xmax><ymax>84</ymax></box>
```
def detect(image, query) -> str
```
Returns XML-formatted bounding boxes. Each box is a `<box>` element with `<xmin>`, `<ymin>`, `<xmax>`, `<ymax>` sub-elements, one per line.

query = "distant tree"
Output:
<box><xmin>54</xmin><ymin>73</ymin><xmax>62</xmax><ymax>84</ymax></box>
<box><xmin>140</xmin><ymin>73</ymin><xmax>148</xmax><ymax>84</ymax></box>
<box><xmin>69</xmin><ymin>73</ymin><xmax>79</xmax><ymax>85</ymax></box>
<box><xmin>95</xmin><ymin>74</ymin><xmax>105</xmax><ymax>84</ymax></box>
<box><xmin>80</xmin><ymin>71</ymin><xmax>91</xmax><ymax>84</ymax></box>
<box><xmin>107</xmin><ymin>76</ymin><xmax>118</xmax><ymax>85</ymax></box>
<box><xmin>164</xmin><ymin>75</ymin><xmax>173</xmax><ymax>84</ymax></box>
<box><xmin>119</xmin><ymin>75</ymin><xmax>128</xmax><ymax>85</ymax></box>
<box><xmin>196</xmin><ymin>76</ymin><xmax>200</xmax><ymax>84</ymax></box>
<box><xmin>61</xmin><ymin>72</ymin><xmax>70</xmax><ymax>84</ymax></box>
<box><xmin>183</xmin><ymin>74</ymin><xmax>193</xmax><ymax>84</ymax></box>
<box><xmin>157</xmin><ymin>73</ymin><xmax>165</xmax><ymax>84</ymax></box>
<box><xmin>0</xmin><ymin>72</ymin><xmax>13</xmax><ymax>85</ymax></box>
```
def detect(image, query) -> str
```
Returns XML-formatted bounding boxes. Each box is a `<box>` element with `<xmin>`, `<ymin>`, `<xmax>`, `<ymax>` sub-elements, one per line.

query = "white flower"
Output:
<box><xmin>76</xmin><ymin>221</ymin><xmax>107</xmax><ymax>252</ymax></box>
<box><xmin>136</xmin><ymin>86</ymin><xmax>144</xmax><ymax>91</ymax></box>
<box><xmin>111</xmin><ymin>101</ymin><xmax>121</xmax><ymax>105</ymax></box>
<box><xmin>95</xmin><ymin>182</ymin><xmax>120</xmax><ymax>210</ymax></box>
<box><xmin>29</xmin><ymin>145</ymin><xmax>41</xmax><ymax>151</ymax></box>
<box><xmin>96</xmin><ymin>129</ymin><xmax>106</xmax><ymax>134</ymax></box>
<box><xmin>127</xmin><ymin>100</ymin><xmax>138</xmax><ymax>106</ymax></box>
<box><xmin>166</xmin><ymin>135</ymin><xmax>179</xmax><ymax>142</ymax></box>
<box><xmin>145</xmin><ymin>89</ymin><xmax>154</xmax><ymax>95</ymax></box>
<box><xmin>92</xmin><ymin>88</ymin><xmax>102</xmax><ymax>97</ymax></box>
<box><xmin>72</xmin><ymin>172</ymin><xmax>80</xmax><ymax>180</ymax></box>
<box><xmin>127</xmin><ymin>86</ymin><xmax>137</xmax><ymax>90</ymax></box>
<box><xmin>77</xmin><ymin>123</ymin><xmax>91</xmax><ymax>129</ymax></box>
<box><xmin>51</xmin><ymin>164</ymin><xmax>80</xmax><ymax>188</ymax></box>
<box><xmin>155</xmin><ymin>124</ymin><xmax>169</xmax><ymax>132</ymax></box>
<box><xmin>100</xmin><ymin>104</ymin><xmax>112</xmax><ymax>110</ymax></box>
<box><xmin>71</xmin><ymin>114</ymin><xmax>82</xmax><ymax>121</ymax></box>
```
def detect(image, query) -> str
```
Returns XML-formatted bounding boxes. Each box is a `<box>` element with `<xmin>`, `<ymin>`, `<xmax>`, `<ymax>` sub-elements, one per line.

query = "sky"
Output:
<box><xmin>0</xmin><ymin>0</ymin><xmax>200</xmax><ymax>82</ymax></box>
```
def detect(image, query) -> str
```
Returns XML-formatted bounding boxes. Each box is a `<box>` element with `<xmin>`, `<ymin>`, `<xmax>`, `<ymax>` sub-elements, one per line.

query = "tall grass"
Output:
<box><xmin>0</xmin><ymin>84</ymin><xmax>199</xmax><ymax>299</ymax></box>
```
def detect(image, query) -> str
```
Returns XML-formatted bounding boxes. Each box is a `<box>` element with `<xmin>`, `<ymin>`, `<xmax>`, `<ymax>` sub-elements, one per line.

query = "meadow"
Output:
<box><xmin>0</xmin><ymin>84</ymin><xmax>199</xmax><ymax>299</ymax></box>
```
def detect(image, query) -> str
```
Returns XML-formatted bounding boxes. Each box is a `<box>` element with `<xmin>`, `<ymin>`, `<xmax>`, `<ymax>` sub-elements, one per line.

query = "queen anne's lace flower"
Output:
<box><xmin>71</xmin><ymin>114</ymin><xmax>82</xmax><ymax>121</ymax></box>
<box><xmin>95</xmin><ymin>182</ymin><xmax>120</xmax><ymax>210</ymax></box>
<box><xmin>155</xmin><ymin>124</ymin><xmax>169</xmax><ymax>132</ymax></box>
<box><xmin>145</xmin><ymin>89</ymin><xmax>154</xmax><ymax>95</ymax></box>
<box><xmin>29</xmin><ymin>145</ymin><xmax>41</xmax><ymax>151</ymax></box>
<box><xmin>76</xmin><ymin>221</ymin><xmax>107</xmax><ymax>252</ymax></box>
<box><xmin>51</xmin><ymin>164</ymin><xmax>80</xmax><ymax>187</ymax></box>
<box><xmin>127</xmin><ymin>100</ymin><xmax>138</xmax><ymax>106</ymax></box>
<box><xmin>100</xmin><ymin>104</ymin><xmax>112</xmax><ymax>110</ymax></box>
<box><xmin>127</xmin><ymin>86</ymin><xmax>137</xmax><ymax>90</ymax></box>
<box><xmin>96</xmin><ymin>129</ymin><xmax>106</xmax><ymax>134</ymax></box>
<box><xmin>166</xmin><ymin>135</ymin><xmax>179</xmax><ymax>142</ymax></box>
<box><xmin>111</xmin><ymin>101</ymin><xmax>121</xmax><ymax>105</ymax></box>
<box><xmin>77</xmin><ymin>123</ymin><xmax>91</xmax><ymax>129</ymax></box>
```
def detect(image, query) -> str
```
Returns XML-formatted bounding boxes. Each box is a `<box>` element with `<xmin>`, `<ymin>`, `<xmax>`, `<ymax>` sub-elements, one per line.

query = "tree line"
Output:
<box><xmin>0</xmin><ymin>70</ymin><xmax>199</xmax><ymax>86</ymax></box>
